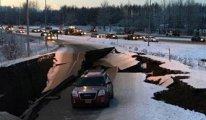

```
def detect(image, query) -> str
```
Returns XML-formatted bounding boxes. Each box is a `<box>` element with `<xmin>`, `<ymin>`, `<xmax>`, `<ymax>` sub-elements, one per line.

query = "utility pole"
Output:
<box><xmin>26</xmin><ymin>0</ymin><xmax>30</xmax><ymax>56</ymax></box>
<box><xmin>148</xmin><ymin>0</ymin><xmax>151</xmax><ymax>46</ymax></box>
<box><xmin>163</xmin><ymin>0</ymin><xmax>166</xmax><ymax>34</ymax></box>
<box><xmin>45</xmin><ymin>0</ymin><xmax>47</xmax><ymax>31</ymax></box>
<box><xmin>149</xmin><ymin>0</ymin><xmax>151</xmax><ymax>34</ymax></box>
<box><xmin>0</xmin><ymin>0</ymin><xmax>3</xmax><ymax>45</ymax></box>
<box><xmin>44</xmin><ymin>0</ymin><xmax>48</xmax><ymax>50</ymax></box>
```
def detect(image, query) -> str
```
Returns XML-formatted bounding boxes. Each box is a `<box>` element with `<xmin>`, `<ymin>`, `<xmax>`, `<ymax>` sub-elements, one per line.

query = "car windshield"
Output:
<box><xmin>76</xmin><ymin>76</ymin><xmax>105</xmax><ymax>86</ymax></box>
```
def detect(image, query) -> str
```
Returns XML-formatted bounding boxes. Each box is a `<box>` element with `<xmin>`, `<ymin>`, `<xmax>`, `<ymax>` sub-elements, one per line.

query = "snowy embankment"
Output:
<box><xmin>59</xmin><ymin>35</ymin><xmax>206</xmax><ymax>88</ymax></box>
<box><xmin>0</xmin><ymin>33</ymin><xmax>58</xmax><ymax>67</ymax></box>
<box><xmin>99</xmin><ymin>73</ymin><xmax>206</xmax><ymax>120</ymax></box>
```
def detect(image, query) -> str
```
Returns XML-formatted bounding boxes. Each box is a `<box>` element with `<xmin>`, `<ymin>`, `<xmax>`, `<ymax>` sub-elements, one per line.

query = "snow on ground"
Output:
<box><xmin>59</xmin><ymin>35</ymin><xmax>206</xmax><ymax>60</ymax></box>
<box><xmin>0</xmin><ymin>39</ymin><xmax>58</xmax><ymax>67</ymax></box>
<box><xmin>144</xmin><ymin>55</ymin><xmax>190</xmax><ymax>72</ymax></box>
<box><xmin>97</xmin><ymin>73</ymin><xmax>206</xmax><ymax>120</ymax></box>
<box><xmin>182</xmin><ymin>69</ymin><xmax>206</xmax><ymax>88</ymax></box>
<box><xmin>157</xmin><ymin>36</ymin><xmax>190</xmax><ymax>41</ymax></box>
<box><xmin>58</xmin><ymin>35</ymin><xmax>206</xmax><ymax>88</ymax></box>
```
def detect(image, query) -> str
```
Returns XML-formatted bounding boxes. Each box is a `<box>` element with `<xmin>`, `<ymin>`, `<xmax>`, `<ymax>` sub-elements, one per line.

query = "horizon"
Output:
<box><xmin>1</xmin><ymin>0</ymin><xmax>206</xmax><ymax>10</ymax></box>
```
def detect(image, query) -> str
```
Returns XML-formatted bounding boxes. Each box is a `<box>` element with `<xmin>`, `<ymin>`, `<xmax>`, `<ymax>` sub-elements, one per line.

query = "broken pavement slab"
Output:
<box><xmin>96</xmin><ymin>52</ymin><xmax>139</xmax><ymax>70</ymax></box>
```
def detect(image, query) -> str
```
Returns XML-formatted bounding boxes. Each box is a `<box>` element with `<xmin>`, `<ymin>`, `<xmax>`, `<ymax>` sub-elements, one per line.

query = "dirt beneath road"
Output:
<box><xmin>119</xmin><ymin>55</ymin><xmax>187</xmax><ymax>76</ymax></box>
<box><xmin>153</xmin><ymin>76</ymin><xmax>206</xmax><ymax>115</ymax></box>
<box><xmin>120</xmin><ymin>54</ymin><xmax>206</xmax><ymax>116</ymax></box>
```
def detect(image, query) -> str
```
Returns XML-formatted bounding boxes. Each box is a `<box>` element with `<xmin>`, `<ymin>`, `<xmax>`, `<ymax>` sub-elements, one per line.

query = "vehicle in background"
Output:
<box><xmin>16</xmin><ymin>29</ymin><xmax>25</xmax><ymax>33</ymax></box>
<box><xmin>5</xmin><ymin>25</ymin><xmax>14</xmax><ymax>33</ymax></box>
<box><xmin>45</xmin><ymin>26</ymin><xmax>52</xmax><ymax>31</ymax></box>
<box><xmin>0</xmin><ymin>25</ymin><xmax>3</xmax><ymax>30</ymax></box>
<box><xmin>18</xmin><ymin>26</ymin><xmax>24</xmax><ymax>30</ymax></box>
<box><xmin>64</xmin><ymin>26</ymin><xmax>86</xmax><ymax>36</ymax></box>
<box><xmin>41</xmin><ymin>32</ymin><xmax>57</xmax><ymax>41</ymax></box>
<box><xmin>16</xmin><ymin>26</ymin><xmax>25</xmax><ymax>33</ymax></box>
<box><xmin>144</xmin><ymin>36</ymin><xmax>158</xmax><ymax>42</ymax></box>
<box><xmin>31</xmin><ymin>28</ymin><xmax>44</xmax><ymax>33</ymax></box>
<box><xmin>71</xmin><ymin>70</ymin><xmax>114</xmax><ymax>108</ymax></box>
<box><xmin>91</xmin><ymin>33</ymin><xmax>104</xmax><ymax>38</ymax></box>
<box><xmin>90</xmin><ymin>26</ymin><xmax>97</xmax><ymax>32</ymax></box>
<box><xmin>105</xmin><ymin>33</ymin><xmax>118</xmax><ymax>39</ymax></box>
<box><xmin>191</xmin><ymin>36</ymin><xmax>206</xmax><ymax>42</ymax></box>
<box><xmin>166</xmin><ymin>31</ymin><xmax>180</xmax><ymax>37</ymax></box>
<box><xmin>49</xmin><ymin>29</ymin><xmax>61</xmax><ymax>34</ymax></box>
<box><xmin>125</xmin><ymin>34</ymin><xmax>145</xmax><ymax>40</ymax></box>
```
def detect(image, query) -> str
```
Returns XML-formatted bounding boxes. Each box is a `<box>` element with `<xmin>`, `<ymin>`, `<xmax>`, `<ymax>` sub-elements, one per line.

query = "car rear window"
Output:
<box><xmin>76</xmin><ymin>76</ymin><xmax>105</xmax><ymax>86</ymax></box>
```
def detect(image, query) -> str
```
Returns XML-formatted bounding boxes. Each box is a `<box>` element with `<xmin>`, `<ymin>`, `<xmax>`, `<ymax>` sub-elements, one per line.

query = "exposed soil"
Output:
<box><xmin>119</xmin><ymin>55</ymin><xmax>188</xmax><ymax>76</ymax></box>
<box><xmin>153</xmin><ymin>76</ymin><xmax>206</xmax><ymax>115</ymax></box>
<box><xmin>120</xmin><ymin>54</ymin><xmax>206</xmax><ymax>116</ymax></box>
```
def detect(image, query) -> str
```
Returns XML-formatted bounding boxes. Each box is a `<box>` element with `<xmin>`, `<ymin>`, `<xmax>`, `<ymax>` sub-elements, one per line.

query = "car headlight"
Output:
<box><xmin>72</xmin><ymin>91</ymin><xmax>78</xmax><ymax>97</ymax></box>
<box><xmin>132</xmin><ymin>37</ymin><xmax>136</xmax><ymax>39</ymax></box>
<box><xmin>201</xmin><ymin>38</ymin><xmax>204</xmax><ymax>41</ymax></box>
<box><xmin>98</xmin><ymin>90</ymin><xmax>105</xmax><ymax>96</ymax></box>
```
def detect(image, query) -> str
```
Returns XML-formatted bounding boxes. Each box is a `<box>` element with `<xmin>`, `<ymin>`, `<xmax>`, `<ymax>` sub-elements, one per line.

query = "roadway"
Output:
<box><xmin>2</xmin><ymin>27</ymin><xmax>206</xmax><ymax>119</ymax></box>
<box><xmin>19</xmin><ymin>32</ymin><xmax>206</xmax><ymax>45</ymax></box>
<box><xmin>36</xmin><ymin>72</ymin><xmax>168</xmax><ymax>120</ymax></box>
<box><xmin>35</xmin><ymin>42</ymin><xmax>204</xmax><ymax>120</ymax></box>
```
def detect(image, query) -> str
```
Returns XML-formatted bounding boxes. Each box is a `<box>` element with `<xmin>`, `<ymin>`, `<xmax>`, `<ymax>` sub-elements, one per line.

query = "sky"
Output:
<box><xmin>1</xmin><ymin>0</ymin><xmax>206</xmax><ymax>10</ymax></box>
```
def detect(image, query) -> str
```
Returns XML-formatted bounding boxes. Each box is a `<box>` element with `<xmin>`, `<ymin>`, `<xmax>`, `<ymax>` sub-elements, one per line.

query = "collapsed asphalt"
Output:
<box><xmin>120</xmin><ymin>54</ymin><xmax>206</xmax><ymax>116</ymax></box>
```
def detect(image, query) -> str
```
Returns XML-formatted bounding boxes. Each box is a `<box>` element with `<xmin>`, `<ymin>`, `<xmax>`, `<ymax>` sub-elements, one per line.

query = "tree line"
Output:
<box><xmin>0</xmin><ymin>0</ymin><xmax>206</xmax><ymax>35</ymax></box>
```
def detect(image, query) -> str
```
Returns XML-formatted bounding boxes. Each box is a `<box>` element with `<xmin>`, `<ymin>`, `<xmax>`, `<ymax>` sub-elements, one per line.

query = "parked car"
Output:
<box><xmin>71</xmin><ymin>70</ymin><xmax>114</xmax><ymax>108</ymax></box>
<box><xmin>191</xmin><ymin>36</ymin><xmax>206</xmax><ymax>42</ymax></box>
<box><xmin>105</xmin><ymin>33</ymin><xmax>118</xmax><ymax>39</ymax></box>
<box><xmin>144</xmin><ymin>36</ymin><xmax>158</xmax><ymax>42</ymax></box>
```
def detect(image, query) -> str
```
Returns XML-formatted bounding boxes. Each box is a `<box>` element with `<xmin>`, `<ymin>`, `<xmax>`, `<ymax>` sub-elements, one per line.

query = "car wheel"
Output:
<box><xmin>104</xmin><ymin>94</ymin><xmax>110</xmax><ymax>107</ymax></box>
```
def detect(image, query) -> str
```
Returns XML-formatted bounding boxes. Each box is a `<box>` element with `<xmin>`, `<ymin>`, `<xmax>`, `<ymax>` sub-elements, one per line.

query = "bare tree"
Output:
<box><xmin>97</xmin><ymin>0</ymin><xmax>111</xmax><ymax>31</ymax></box>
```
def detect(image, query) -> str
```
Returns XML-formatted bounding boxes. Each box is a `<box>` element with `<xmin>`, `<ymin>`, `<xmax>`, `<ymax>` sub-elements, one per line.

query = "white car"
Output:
<box><xmin>144</xmin><ymin>36</ymin><xmax>158</xmax><ymax>42</ymax></box>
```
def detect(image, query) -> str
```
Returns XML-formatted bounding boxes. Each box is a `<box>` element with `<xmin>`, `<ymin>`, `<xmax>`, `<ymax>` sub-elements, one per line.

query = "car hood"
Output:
<box><xmin>73</xmin><ymin>86</ymin><xmax>105</xmax><ymax>93</ymax></box>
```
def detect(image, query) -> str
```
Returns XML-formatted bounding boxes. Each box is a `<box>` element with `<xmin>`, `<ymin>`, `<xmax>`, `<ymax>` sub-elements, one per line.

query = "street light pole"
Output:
<box><xmin>45</xmin><ymin>0</ymin><xmax>47</xmax><ymax>31</ymax></box>
<box><xmin>148</xmin><ymin>0</ymin><xmax>151</xmax><ymax>46</ymax></box>
<box><xmin>44</xmin><ymin>0</ymin><xmax>48</xmax><ymax>50</ymax></box>
<box><xmin>149</xmin><ymin>0</ymin><xmax>151</xmax><ymax>34</ymax></box>
<box><xmin>0</xmin><ymin>0</ymin><xmax>3</xmax><ymax>44</ymax></box>
<box><xmin>26</xmin><ymin>0</ymin><xmax>30</xmax><ymax>56</ymax></box>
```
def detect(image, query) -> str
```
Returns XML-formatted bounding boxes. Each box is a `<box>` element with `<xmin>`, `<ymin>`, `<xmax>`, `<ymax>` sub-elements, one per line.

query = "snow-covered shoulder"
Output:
<box><xmin>144</xmin><ymin>55</ymin><xmax>190</xmax><ymax>72</ymax></box>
